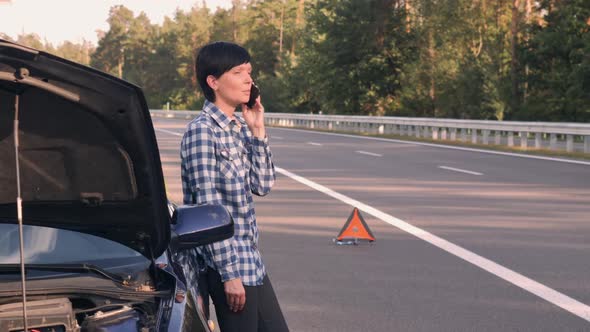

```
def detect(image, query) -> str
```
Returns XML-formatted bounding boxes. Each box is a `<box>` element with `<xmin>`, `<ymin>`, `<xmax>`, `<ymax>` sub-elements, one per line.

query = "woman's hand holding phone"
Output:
<box><xmin>242</xmin><ymin>83</ymin><xmax>265</xmax><ymax>138</ymax></box>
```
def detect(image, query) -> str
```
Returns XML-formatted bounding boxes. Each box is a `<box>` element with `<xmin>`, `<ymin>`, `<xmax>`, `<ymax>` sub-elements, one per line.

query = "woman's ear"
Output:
<box><xmin>206</xmin><ymin>75</ymin><xmax>218</xmax><ymax>91</ymax></box>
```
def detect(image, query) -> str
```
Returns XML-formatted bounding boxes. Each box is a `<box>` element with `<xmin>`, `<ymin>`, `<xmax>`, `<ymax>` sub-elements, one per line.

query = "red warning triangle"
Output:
<box><xmin>336</xmin><ymin>208</ymin><xmax>375</xmax><ymax>242</ymax></box>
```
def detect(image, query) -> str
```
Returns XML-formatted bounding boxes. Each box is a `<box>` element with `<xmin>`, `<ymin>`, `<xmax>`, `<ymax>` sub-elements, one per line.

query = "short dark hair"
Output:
<box><xmin>195</xmin><ymin>41</ymin><xmax>251</xmax><ymax>102</ymax></box>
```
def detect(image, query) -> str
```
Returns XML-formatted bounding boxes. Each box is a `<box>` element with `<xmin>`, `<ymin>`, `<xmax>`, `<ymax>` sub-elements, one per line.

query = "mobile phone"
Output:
<box><xmin>246</xmin><ymin>83</ymin><xmax>260</xmax><ymax>108</ymax></box>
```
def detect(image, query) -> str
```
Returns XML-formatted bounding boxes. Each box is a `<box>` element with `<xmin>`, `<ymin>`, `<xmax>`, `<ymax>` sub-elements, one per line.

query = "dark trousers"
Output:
<box><xmin>206</xmin><ymin>267</ymin><xmax>289</xmax><ymax>332</ymax></box>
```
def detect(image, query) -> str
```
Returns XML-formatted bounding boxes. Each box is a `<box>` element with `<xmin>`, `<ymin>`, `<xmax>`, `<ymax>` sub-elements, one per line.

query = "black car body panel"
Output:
<box><xmin>0</xmin><ymin>39</ymin><xmax>169</xmax><ymax>258</ymax></box>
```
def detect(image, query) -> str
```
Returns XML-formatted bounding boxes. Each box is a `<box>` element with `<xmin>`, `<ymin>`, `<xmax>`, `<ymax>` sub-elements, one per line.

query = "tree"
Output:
<box><xmin>91</xmin><ymin>5</ymin><xmax>135</xmax><ymax>77</ymax></box>
<box><xmin>53</xmin><ymin>40</ymin><xmax>94</xmax><ymax>65</ymax></box>
<box><xmin>287</xmin><ymin>0</ymin><xmax>412</xmax><ymax>115</ymax></box>
<box><xmin>15</xmin><ymin>33</ymin><xmax>45</xmax><ymax>50</ymax></box>
<box><xmin>521</xmin><ymin>0</ymin><xmax>590</xmax><ymax>121</ymax></box>
<box><xmin>156</xmin><ymin>4</ymin><xmax>213</xmax><ymax>109</ymax></box>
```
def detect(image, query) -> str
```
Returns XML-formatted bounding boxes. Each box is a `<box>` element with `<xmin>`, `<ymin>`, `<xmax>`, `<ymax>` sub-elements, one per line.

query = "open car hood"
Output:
<box><xmin>0</xmin><ymin>39</ymin><xmax>170</xmax><ymax>258</ymax></box>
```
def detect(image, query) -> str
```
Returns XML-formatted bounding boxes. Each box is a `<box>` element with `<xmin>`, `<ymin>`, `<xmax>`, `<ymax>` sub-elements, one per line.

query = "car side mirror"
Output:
<box><xmin>170</xmin><ymin>204</ymin><xmax>234</xmax><ymax>249</ymax></box>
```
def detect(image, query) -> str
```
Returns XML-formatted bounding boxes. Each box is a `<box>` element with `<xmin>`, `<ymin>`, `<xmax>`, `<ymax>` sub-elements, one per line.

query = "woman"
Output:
<box><xmin>180</xmin><ymin>41</ymin><xmax>289</xmax><ymax>332</ymax></box>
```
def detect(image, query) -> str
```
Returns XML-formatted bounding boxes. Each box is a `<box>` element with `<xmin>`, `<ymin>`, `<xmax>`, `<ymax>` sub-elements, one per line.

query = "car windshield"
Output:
<box><xmin>0</xmin><ymin>224</ymin><xmax>146</xmax><ymax>267</ymax></box>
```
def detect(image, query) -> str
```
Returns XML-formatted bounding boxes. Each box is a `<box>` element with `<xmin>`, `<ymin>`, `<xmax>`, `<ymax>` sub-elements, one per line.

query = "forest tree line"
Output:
<box><xmin>2</xmin><ymin>0</ymin><xmax>589</xmax><ymax>121</ymax></box>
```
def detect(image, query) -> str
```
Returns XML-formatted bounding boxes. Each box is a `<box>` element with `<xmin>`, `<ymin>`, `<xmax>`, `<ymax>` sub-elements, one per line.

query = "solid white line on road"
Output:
<box><xmin>308</xmin><ymin>142</ymin><xmax>323</xmax><ymax>146</ymax></box>
<box><xmin>271</xmin><ymin>127</ymin><xmax>590</xmax><ymax>166</ymax></box>
<box><xmin>438</xmin><ymin>166</ymin><xmax>483</xmax><ymax>176</ymax></box>
<box><xmin>272</xmin><ymin>136</ymin><xmax>284</xmax><ymax>140</ymax></box>
<box><xmin>275</xmin><ymin>166</ymin><xmax>590</xmax><ymax>323</ymax></box>
<box><xmin>155</xmin><ymin>128</ymin><xmax>183</xmax><ymax>137</ymax></box>
<box><xmin>356</xmin><ymin>150</ymin><xmax>383</xmax><ymax>157</ymax></box>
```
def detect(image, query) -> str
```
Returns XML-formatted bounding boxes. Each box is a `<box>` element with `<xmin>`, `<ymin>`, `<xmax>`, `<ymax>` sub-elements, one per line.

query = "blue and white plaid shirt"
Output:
<box><xmin>179</xmin><ymin>100</ymin><xmax>275</xmax><ymax>286</ymax></box>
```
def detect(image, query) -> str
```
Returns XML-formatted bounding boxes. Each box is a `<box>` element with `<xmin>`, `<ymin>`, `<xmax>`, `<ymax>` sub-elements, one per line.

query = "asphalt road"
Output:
<box><xmin>153</xmin><ymin>116</ymin><xmax>590</xmax><ymax>332</ymax></box>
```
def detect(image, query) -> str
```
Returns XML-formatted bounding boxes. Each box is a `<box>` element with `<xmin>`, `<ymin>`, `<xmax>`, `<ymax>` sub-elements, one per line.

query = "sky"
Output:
<box><xmin>0</xmin><ymin>0</ymin><xmax>233</xmax><ymax>46</ymax></box>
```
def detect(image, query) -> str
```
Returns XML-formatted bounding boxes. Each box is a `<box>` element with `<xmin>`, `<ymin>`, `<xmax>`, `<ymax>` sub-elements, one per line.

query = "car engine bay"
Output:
<box><xmin>0</xmin><ymin>297</ymin><xmax>155</xmax><ymax>332</ymax></box>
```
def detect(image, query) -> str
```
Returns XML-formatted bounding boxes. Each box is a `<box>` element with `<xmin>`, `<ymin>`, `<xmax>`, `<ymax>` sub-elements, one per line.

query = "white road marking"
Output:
<box><xmin>271</xmin><ymin>127</ymin><xmax>590</xmax><ymax>166</ymax></box>
<box><xmin>275</xmin><ymin>166</ymin><xmax>590</xmax><ymax>323</ymax></box>
<box><xmin>438</xmin><ymin>166</ymin><xmax>483</xmax><ymax>176</ymax></box>
<box><xmin>356</xmin><ymin>150</ymin><xmax>383</xmax><ymax>157</ymax></box>
<box><xmin>272</xmin><ymin>136</ymin><xmax>284</xmax><ymax>140</ymax></box>
<box><xmin>155</xmin><ymin>128</ymin><xmax>183</xmax><ymax>137</ymax></box>
<box><xmin>308</xmin><ymin>142</ymin><xmax>323</xmax><ymax>146</ymax></box>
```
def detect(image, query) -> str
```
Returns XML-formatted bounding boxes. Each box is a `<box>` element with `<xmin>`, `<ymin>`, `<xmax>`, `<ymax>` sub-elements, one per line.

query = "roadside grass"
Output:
<box><xmin>269</xmin><ymin>126</ymin><xmax>590</xmax><ymax>161</ymax></box>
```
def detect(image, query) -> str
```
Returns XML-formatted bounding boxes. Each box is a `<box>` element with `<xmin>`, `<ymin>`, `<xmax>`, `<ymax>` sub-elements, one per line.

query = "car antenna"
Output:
<box><xmin>13</xmin><ymin>92</ymin><xmax>29</xmax><ymax>332</ymax></box>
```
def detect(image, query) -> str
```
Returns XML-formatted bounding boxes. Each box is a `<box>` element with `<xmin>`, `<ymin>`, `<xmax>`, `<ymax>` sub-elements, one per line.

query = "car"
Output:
<box><xmin>0</xmin><ymin>39</ymin><xmax>232</xmax><ymax>332</ymax></box>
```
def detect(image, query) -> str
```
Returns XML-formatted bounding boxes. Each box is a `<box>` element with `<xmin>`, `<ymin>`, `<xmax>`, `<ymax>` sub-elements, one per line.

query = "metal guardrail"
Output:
<box><xmin>150</xmin><ymin>110</ymin><xmax>590</xmax><ymax>154</ymax></box>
